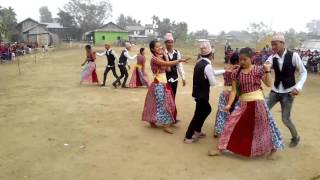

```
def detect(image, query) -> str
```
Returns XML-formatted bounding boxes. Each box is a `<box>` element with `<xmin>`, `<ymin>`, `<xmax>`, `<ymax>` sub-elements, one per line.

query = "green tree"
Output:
<box><xmin>56</xmin><ymin>9</ymin><xmax>76</xmax><ymax>27</ymax></box>
<box><xmin>247</xmin><ymin>22</ymin><xmax>272</xmax><ymax>44</ymax></box>
<box><xmin>63</xmin><ymin>0</ymin><xmax>112</xmax><ymax>33</ymax></box>
<box><xmin>0</xmin><ymin>6</ymin><xmax>17</xmax><ymax>41</ymax></box>
<box><xmin>284</xmin><ymin>28</ymin><xmax>301</xmax><ymax>49</ymax></box>
<box><xmin>191</xmin><ymin>29</ymin><xmax>209</xmax><ymax>39</ymax></box>
<box><xmin>157</xmin><ymin>18</ymin><xmax>173</xmax><ymax>37</ymax></box>
<box><xmin>172</xmin><ymin>22</ymin><xmax>188</xmax><ymax>42</ymax></box>
<box><xmin>116</xmin><ymin>14</ymin><xmax>141</xmax><ymax>28</ymax></box>
<box><xmin>39</xmin><ymin>6</ymin><xmax>53</xmax><ymax>23</ymax></box>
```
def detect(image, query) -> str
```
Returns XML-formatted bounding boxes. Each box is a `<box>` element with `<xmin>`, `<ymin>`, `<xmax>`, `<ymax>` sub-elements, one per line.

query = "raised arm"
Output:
<box><xmin>124</xmin><ymin>51</ymin><xmax>137</xmax><ymax>60</ymax></box>
<box><xmin>153</xmin><ymin>56</ymin><xmax>189</xmax><ymax>67</ymax></box>
<box><xmin>96</xmin><ymin>51</ymin><xmax>106</xmax><ymax>57</ymax></box>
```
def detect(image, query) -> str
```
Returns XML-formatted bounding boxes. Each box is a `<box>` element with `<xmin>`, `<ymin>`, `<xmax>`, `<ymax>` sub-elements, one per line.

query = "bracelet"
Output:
<box><xmin>264</xmin><ymin>71</ymin><xmax>271</xmax><ymax>73</ymax></box>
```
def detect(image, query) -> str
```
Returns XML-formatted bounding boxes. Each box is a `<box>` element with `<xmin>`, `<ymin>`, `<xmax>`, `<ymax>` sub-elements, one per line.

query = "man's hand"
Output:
<box><xmin>263</xmin><ymin>62</ymin><xmax>272</xmax><ymax>71</ymax></box>
<box><xmin>182</xmin><ymin>80</ymin><xmax>186</xmax><ymax>87</ymax></box>
<box><xmin>291</xmin><ymin>88</ymin><xmax>299</xmax><ymax>96</ymax></box>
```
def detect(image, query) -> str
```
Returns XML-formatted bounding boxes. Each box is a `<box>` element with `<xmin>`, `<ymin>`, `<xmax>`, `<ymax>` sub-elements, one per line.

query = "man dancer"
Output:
<box><xmin>113</xmin><ymin>42</ymin><xmax>137</xmax><ymax>88</ymax></box>
<box><xmin>97</xmin><ymin>44</ymin><xmax>119</xmax><ymax>87</ymax></box>
<box><xmin>266</xmin><ymin>33</ymin><xmax>307</xmax><ymax>147</ymax></box>
<box><xmin>163</xmin><ymin>33</ymin><xmax>187</xmax><ymax>98</ymax></box>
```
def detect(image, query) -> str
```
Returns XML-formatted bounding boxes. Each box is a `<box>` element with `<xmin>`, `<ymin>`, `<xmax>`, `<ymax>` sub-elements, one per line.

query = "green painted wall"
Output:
<box><xmin>94</xmin><ymin>31</ymin><xmax>129</xmax><ymax>45</ymax></box>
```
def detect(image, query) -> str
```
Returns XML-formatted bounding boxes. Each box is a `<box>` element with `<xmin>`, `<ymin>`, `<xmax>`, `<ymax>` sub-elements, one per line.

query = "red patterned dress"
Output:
<box><xmin>80</xmin><ymin>52</ymin><xmax>99</xmax><ymax>84</ymax></box>
<box><xmin>129</xmin><ymin>54</ymin><xmax>150</xmax><ymax>88</ymax></box>
<box><xmin>214</xmin><ymin>67</ymin><xmax>239</xmax><ymax>136</ymax></box>
<box><xmin>142</xmin><ymin>55</ymin><xmax>177</xmax><ymax>125</ymax></box>
<box><xmin>218</xmin><ymin>65</ymin><xmax>283</xmax><ymax>157</ymax></box>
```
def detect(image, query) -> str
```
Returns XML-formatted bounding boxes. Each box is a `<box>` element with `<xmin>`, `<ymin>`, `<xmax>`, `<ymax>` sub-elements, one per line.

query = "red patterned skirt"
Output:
<box><xmin>218</xmin><ymin>100</ymin><xmax>283</xmax><ymax>157</ymax></box>
<box><xmin>129</xmin><ymin>66</ymin><xmax>150</xmax><ymax>88</ymax></box>
<box><xmin>142</xmin><ymin>79</ymin><xmax>177</xmax><ymax>125</ymax></box>
<box><xmin>81</xmin><ymin>61</ymin><xmax>99</xmax><ymax>83</ymax></box>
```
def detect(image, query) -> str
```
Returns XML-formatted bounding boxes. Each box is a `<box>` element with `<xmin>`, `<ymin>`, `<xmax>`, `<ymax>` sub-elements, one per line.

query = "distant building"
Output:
<box><xmin>301</xmin><ymin>33</ymin><xmax>320</xmax><ymax>51</ymax></box>
<box><xmin>301</xmin><ymin>39</ymin><xmax>320</xmax><ymax>51</ymax></box>
<box><xmin>144</xmin><ymin>24</ymin><xmax>158</xmax><ymax>37</ymax></box>
<box><xmin>16</xmin><ymin>18</ymin><xmax>70</xmax><ymax>46</ymax></box>
<box><xmin>126</xmin><ymin>25</ymin><xmax>148</xmax><ymax>43</ymax></box>
<box><xmin>16</xmin><ymin>18</ymin><xmax>50</xmax><ymax>46</ymax></box>
<box><xmin>85</xmin><ymin>22</ymin><xmax>129</xmax><ymax>46</ymax></box>
<box><xmin>42</xmin><ymin>22</ymin><xmax>72</xmax><ymax>42</ymax></box>
<box><xmin>125</xmin><ymin>24</ymin><xmax>158</xmax><ymax>43</ymax></box>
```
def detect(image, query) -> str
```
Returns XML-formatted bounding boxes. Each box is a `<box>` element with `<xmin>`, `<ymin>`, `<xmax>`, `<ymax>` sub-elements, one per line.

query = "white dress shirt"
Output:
<box><xmin>165</xmin><ymin>49</ymin><xmax>186</xmax><ymax>82</ymax></box>
<box><xmin>266</xmin><ymin>49</ymin><xmax>307</xmax><ymax>93</ymax></box>
<box><xmin>200</xmin><ymin>58</ymin><xmax>225</xmax><ymax>86</ymax></box>
<box><xmin>123</xmin><ymin>49</ymin><xmax>137</xmax><ymax>61</ymax></box>
<box><xmin>96</xmin><ymin>49</ymin><xmax>118</xmax><ymax>66</ymax></box>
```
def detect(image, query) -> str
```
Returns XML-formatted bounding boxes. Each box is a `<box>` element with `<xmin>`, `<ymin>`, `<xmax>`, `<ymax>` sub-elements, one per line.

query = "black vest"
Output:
<box><xmin>166</xmin><ymin>50</ymin><xmax>179</xmax><ymax>80</ymax></box>
<box><xmin>272</xmin><ymin>50</ymin><xmax>296</xmax><ymax>89</ymax></box>
<box><xmin>106</xmin><ymin>49</ymin><xmax>116</xmax><ymax>66</ymax></box>
<box><xmin>192</xmin><ymin>59</ymin><xmax>210</xmax><ymax>101</ymax></box>
<box><xmin>119</xmin><ymin>50</ymin><xmax>127</xmax><ymax>65</ymax></box>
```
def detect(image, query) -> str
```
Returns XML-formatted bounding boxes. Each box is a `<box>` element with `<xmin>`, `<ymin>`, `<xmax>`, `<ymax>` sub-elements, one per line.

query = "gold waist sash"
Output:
<box><xmin>135</xmin><ymin>64</ymin><xmax>143</xmax><ymax>69</ymax></box>
<box><xmin>155</xmin><ymin>73</ymin><xmax>167</xmax><ymax>83</ymax></box>
<box><xmin>239</xmin><ymin>90</ymin><xmax>264</xmax><ymax>102</ymax></box>
<box><xmin>224</xmin><ymin>86</ymin><xmax>232</xmax><ymax>91</ymax></box>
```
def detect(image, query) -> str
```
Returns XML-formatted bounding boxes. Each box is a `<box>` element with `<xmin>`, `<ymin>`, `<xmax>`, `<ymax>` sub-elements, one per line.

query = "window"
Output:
<box><xmin>102</xmin><ymin>36</ymin><xmax>105</xmax><ymax>40</ymax></box>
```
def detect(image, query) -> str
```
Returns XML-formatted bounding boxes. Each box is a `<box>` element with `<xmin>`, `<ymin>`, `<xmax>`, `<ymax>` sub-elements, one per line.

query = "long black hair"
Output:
<box><xmin>236</xmin><ymin>47</ymin><xmax>254</xmax><ymax>79</ymax></box>
<box><xmin>149</xmin><ymin>40</ymin><xmax>159</xmax><ymax>55</ymax></box>
<box><xmin>229</xmin><ymin>53</ymin><xmax>239</xmax><ymax>65</ymax></box>
<box><xmin>140</xmin><ymin>47</ymin><xmax>145</xmax><ymax>55</ymax></box>
<box><xmin>85</xmin><ymin>44</ymin><xmax>91</xmax><ymax>50</ymax></box>
<box><xmin>239</xmin><ymin>47</ymin><xmax>253</xmax><ymax>59</ymax></box>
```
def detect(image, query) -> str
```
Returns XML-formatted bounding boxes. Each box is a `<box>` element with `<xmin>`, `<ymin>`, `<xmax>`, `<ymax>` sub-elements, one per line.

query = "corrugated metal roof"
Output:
<box><xmin>42</xmin><ymin>23</ymin><xmax>64</xmax><ymax>29</ymax></box>
<box><xmin>94</xmin><ymin>22</ymin><xmax>128</xmax><ymax>32</ymax></box>
<box><xmin>126</xmin><ymin>26</ymin><xmax>145</xmax><ymax>31</ymax></box>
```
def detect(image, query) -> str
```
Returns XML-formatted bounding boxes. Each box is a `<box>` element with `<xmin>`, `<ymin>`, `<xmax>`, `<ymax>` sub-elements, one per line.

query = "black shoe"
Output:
<box><xmin>213</xmin><ymin>132</ymin><xmax>220</xmax><ymax>138</ymax></box>
<box><xmin>101</xmin><ymin>84</ymin><xmax>105</xmax><ymax>87</ymax></box>
<box><xmin>289</xmin><ymin>136</ymin><xmax>300</xmax><ymax>147</ymax></box>
<box><xmin>112</xmin><ymin>82</ymin><xmax>118</xmax><ymax>88</ymax></box>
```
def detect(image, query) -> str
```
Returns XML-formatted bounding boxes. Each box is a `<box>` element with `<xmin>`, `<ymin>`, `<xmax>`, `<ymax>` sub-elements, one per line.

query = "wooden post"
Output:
<box><xmin>17</xmin><ymin>55</ymin><xmax>21</xmax><ymax>75</ymax></box>
<box><xmin>34</xmin><ymin>48</ymin><xmax>37</xmax><ymax>64</ymax></box>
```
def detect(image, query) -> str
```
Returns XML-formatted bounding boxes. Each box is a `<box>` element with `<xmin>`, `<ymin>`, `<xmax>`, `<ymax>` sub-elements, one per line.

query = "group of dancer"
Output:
<box><xmin>80</xmin><ymin>42</ymin><xmax>150</xmax><ymax>88</ymax></box>
<box><xmin>80</xmin><ymin>32</ymin><xmax>307</xmax><ymax>159</ymax></box>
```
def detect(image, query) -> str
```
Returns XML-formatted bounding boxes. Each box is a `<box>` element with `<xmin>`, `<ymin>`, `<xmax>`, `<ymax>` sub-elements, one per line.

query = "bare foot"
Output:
<box><xmin>150</xmin><ymin>122</ymin><xmax>158</xmax><ymax>128</ymax></box>
<box><xmin>184</xmin><ymin>138</ymin><xmax>195</xmax><ymax>144</ymax></box>
<box><xmin>266</xmin><ymin>150</ymin><xmax>278</xmax><ymax>160</ymax></box>
<box><xmin>208</xmin><ymin>149</ymin><xmax>221</xmax><ymax>157</ymax></box>
<box><xmin>163</xmin><ymin>126</ymin><xmax>174</xmax><ymax>134</ymax></box>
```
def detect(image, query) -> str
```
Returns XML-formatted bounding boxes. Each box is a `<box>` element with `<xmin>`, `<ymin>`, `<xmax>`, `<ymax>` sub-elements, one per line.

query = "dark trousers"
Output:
<box><xmin>266</xmin><ymin>91</ymin><xmax>298</xmax><ymax>138</ymax></box>
<box><xmin>113</xmin><ymin>65</ymin><xmax>128</xmax><ymax>87</ymax></box>
<box><xmin>102</xmin><ymin>66</ymin><xmax>119</xmax><ymax>85</ymax></box>
<box><xmin>185</xmin><ymin>99</ymin><xmax>212</xmax><ymax>139</ymax></box>
<box><xmin>168</xmin><ymin>81</ymin><xmax>178</xmax><ymax>99</ymax></box>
